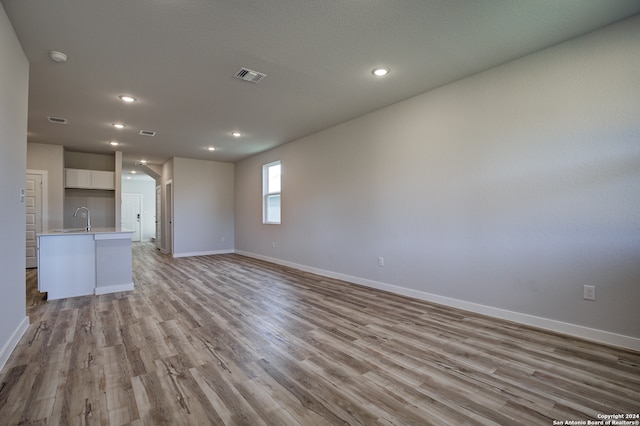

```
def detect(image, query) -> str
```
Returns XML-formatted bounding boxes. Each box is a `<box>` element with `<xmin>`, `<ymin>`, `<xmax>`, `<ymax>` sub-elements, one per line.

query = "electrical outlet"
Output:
<box><xmin>378</xmin><ymin>257</ymin><xmax>384</xmax><ymax>267</ymax></box>
<box><xmin>221</xmin><ymin>237</ymin><xmax>225</xmax><ymax>243</ymax></box>
<box><xmin>272</xmin><ymin>242</ymin><xmax>276</xmax><ymax>248</ymax></box>
<box><xmin>583</xmin><ymin>285</ymin><xmax>596</xmax><ymax>301</ymax></box>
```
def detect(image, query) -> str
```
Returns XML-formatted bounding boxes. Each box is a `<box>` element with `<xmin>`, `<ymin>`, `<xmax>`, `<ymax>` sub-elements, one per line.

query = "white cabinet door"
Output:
<box><xmin>65</xmin><ymin>168</ymin><xmax>91</xmax><ymax>188</ymax></box>
<box><xmin>38</xmin><ymin>234</ymin><xmax>96</xmax><ymax>300</ymax></box>
<box><xmin>91</xmin><ymin>171</ymin><xmax>115</xmax><ymax>189</ymax></box>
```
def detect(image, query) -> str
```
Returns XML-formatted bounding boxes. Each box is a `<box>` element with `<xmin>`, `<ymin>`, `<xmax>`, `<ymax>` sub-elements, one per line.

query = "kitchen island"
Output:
<box><xmin>37</xmin><ymin>228</ymin><xmax>134</xmax><ymax>300</ymax></box>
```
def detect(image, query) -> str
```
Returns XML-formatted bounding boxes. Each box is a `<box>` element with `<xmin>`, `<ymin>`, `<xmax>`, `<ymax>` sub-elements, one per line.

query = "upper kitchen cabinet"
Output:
<box><xmin>91</xmin><ymin>170</ymin><xmax>115</xmax><ymax>189</ymax></box>
<box><xmin>64</xmin><ymin>151</ymin><xmax>117</xmax><ymax>190</ymax></box>
<box><xmin>65</xmin><ymin>168</ymin><xmax>115</xmax><ymax>190</ymax></box>
<box><xmin>65</xmin><ymin>167</ymin><xmax>90</xmax><ymax>188</ymax></box>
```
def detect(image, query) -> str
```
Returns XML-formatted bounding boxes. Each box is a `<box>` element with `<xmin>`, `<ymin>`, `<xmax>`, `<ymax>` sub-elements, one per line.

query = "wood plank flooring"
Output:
<box><xmin>2</xmin><ymin>242</ymin><xmax>639</xmax><ymax>425</ymax></box>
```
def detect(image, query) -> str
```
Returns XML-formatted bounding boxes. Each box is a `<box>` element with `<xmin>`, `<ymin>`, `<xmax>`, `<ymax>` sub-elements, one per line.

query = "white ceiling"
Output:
<box><xmin>3</xmin><ymin>0</ymin><xmax>640</xmax><ymax>170</ymax></box>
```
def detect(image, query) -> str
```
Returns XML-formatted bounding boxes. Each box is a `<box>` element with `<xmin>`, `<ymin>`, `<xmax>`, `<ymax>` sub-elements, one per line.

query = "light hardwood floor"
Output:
<box><xmin>1</xmin><ymin>243</ymin><xmax>639</xmax><ymax>425</ymax></box>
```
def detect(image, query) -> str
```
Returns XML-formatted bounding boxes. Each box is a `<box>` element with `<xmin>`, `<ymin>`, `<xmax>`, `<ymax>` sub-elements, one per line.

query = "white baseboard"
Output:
<box><xmin>173</xmin><ymin>249</ymin><xmax>234</xmax><ymax>258</ymax></box>
<box><xmin>235</xmin><ymin>250</ymin><xmax>640</xmax><ymax>352</ymax></box>
<box><xmin>0</xmin><ymin>316</ymin><xmax>30</xmax><ymax>371</ymax></box>
<box><xmin>95</xmin><ymin>282</ymin><xmax>134</xmax><ymax>295</ymax></box>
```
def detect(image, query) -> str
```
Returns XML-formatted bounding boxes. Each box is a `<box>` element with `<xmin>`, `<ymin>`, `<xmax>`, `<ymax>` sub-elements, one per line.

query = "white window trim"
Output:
<box><xmin>263</xmin><ymin>160</ymin><xmax>281</xmax><ymax>224</ymax></box>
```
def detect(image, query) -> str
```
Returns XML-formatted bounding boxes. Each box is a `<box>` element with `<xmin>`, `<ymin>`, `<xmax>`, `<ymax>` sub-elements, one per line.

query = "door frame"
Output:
<box><xmin>155</xmin><ymin>185</ymin><xmax>162</xmax><ymax>250</ymax></box>
<box><xmin>165</xmin><ymin>180</ymin><xmax>173</xmax><ymax>255</ymax></box>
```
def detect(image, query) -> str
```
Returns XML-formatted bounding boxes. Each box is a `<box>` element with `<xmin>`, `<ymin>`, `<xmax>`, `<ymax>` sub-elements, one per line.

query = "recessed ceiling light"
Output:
<box><xmin>140</xmin><ymin>160</ymin><xmax>147</xmax><ymax>165</ymax></box>
<box><xmin>208</xmin><ymin>147</ymin><xmax>216</xmax><ymax>151</ymax></box>
<box><xmin>131</xmin><ymin>171</ymin><xmax>137</xmax><ymax>174</ymax></box>
<box><xmin>49</xmin><ymin>50</ymin><xmax>67</xmax><ymax>63</ymax></box>
<box><xmin>113</xmin><ymin>123</ymin><xmax>125</xmax><ymax>129</ymax></box>
<box><xmin>231</xmin><ymin>131</ymin><xmax>242</xmax><ymax>138</ymax></box>
<box><xmin>372</xmin><ymin>67</ymin><xmax>390</xmax><ymax>77</ymax></box>
<box><xmin>126</xmin><ymin>176</ymin><xmax>131</xmax><ymax>180</ymax></box>
<box><xmin>109</xmin><ymin>141</ymin><xmax>119</xmax><ymax>146</ymax></box>
<box><xmin>119</xmin><ymin>95</ymin><xmax>136</xmax><ymax>103</ymax></box>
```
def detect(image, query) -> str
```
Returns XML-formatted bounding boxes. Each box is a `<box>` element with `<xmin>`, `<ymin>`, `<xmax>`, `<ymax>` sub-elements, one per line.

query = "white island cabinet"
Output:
<box><xmin>37</xmin><ymin>228</ymin><xmax>134</xmax><ymax>300</ymax></box>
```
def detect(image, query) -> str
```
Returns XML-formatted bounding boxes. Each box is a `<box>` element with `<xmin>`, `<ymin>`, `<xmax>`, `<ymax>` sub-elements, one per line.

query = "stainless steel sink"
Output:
<box><xmin>51</xmin><ymin>228</ymin><xmax>87</xmax><ymax>233</ymax></box>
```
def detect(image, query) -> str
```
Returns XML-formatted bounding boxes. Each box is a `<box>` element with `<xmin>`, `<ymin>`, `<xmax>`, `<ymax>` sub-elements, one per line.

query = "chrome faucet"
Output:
<box><xmin>73</xmin><ymin>206</ymin><xmax>91</xmax><ymax>231</ymax></box>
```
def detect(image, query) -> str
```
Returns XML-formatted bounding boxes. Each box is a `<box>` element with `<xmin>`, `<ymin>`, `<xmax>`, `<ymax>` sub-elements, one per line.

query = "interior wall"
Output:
<box><xmin>235</xmin><ymin>16</ymin><xmax>640</xmax><ymax>345</ymax></box>
<box><xmin>27</xmin><ymin>142</ymin><xmax>64</xmax><ymax>229</ymax></box>
<box><xmin>64</xmin><ymin>190</ymin><xmax>116</xmax><ymax>228</ymax></box>
<box><xmin>173</xmin><ymin>157</ymin><xmax>234</xmax><ymax>256</ymax></box>
<box><xmin>0</xmin><ymin>3</ymin><xmax>29</xmax><ymax>369</ymax></box>
<box><xmin>63</xmin><ymin>151</ymin><xmax>116</xmax><ymax>228</ymax></box>
<box><xmin>65</xmin><ymin>151</ymin><xmax>115</xmax><ymax>171</ymax></box>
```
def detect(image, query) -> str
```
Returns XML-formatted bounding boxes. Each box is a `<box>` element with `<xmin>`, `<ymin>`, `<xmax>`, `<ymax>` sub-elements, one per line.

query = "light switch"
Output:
<box><xmin>583</xmin><ymin>285</ymin><xmax>596</xmax><ymax>301</ymax></box>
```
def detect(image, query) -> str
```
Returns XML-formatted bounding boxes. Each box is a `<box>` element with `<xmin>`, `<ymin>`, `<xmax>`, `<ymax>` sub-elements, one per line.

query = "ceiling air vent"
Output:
<box><xmin>47</xmin><ymin>116</ymin><xmax>68</xmax><ymax>124</ymax></box>
<box><xmin>234</xmin><ymin>67</ymin><xmax>266</xmax><ymax>84</ymax></box>
<box><xmin>139</xmin><ymin>130</ymin><xmax>156</xmax><ymax>136</ymax></box>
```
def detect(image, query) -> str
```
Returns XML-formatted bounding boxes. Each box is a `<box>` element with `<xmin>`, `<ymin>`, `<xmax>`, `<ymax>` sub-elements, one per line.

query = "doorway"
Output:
<box><xmin>121</xmin><ymin>193</ymin><xmax>142</xmax><ymax>242</ymax></box>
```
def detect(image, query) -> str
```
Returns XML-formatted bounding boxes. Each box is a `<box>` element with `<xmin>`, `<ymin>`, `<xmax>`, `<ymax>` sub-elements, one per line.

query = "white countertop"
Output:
<box><xmin>38</xmin><ymin>227</ymin><xmax>134</xmax><ymax>236</ymax></box>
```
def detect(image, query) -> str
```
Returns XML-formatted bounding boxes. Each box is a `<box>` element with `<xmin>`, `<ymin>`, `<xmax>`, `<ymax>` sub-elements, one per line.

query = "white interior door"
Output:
<box><xmin>26</xmin><ymin>171</ymin><xmax>46</xmax><ymax>268</ymax></box>
<box><xmin>121</xmin><ymin>193</ymin><xmax>142</xmax><ymax>242</ymax></box>
<box><xmin>155</xmin><ymin>185</ymin><xmax>162</xmax><ymax>249</ymax></box>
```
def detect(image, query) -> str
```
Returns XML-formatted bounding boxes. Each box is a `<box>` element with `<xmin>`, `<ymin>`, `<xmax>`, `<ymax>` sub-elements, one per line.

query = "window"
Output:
<box><xmin>263</xmin><ymin>161</ymin><xmax>281</xmax><ymax>224</ymax></box>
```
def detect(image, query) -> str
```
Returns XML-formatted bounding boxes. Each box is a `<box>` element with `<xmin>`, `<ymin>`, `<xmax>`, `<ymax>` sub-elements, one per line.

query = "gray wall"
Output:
<box><xmin>64</xmin><ymin>152</ymin><xmax>116</xmax><ymax>228</ymax></box>
<box><xmin>65</xmin><ymin>189</ymin><xmax>116</xmax><ymax>229</ymax></box>
<box><xmin>173</xmin><ymin>157</ymin><xmax>234</xmax><ymax>256</ymax></box>
<box><xmin>65</xmin><ymin>151</ymin><xmax>115</xmax><ymax>171</ymax></box>
<box><xmin>27</xmin><ymin>143</ymin><xmax>64</xmax><ymax>229</ymax></box>
<box><xmin>235</xmin><ymin>16</ymin><xmax>640</xmax><ymax>346</ymax></box>
<box><xmin>0</xmin><ymin>3</ymin><xmax>29</xmax><ymax>368</ymax></box>
<box><xmin>27</xmin><ymin>146</ymin><xmax>118</xmax><ymax>230</ymax></box>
